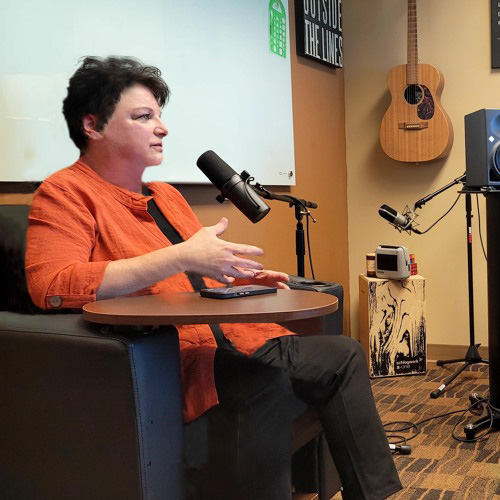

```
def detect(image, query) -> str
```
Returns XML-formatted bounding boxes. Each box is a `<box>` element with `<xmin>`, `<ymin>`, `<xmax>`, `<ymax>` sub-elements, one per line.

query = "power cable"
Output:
<box><xmin>383</xmin><ymin>395</ymin><xmax>493</xmax><ymax>455</ymax></box>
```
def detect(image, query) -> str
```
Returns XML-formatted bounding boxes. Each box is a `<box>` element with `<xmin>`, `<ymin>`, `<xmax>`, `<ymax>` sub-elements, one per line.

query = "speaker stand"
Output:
<box><xmin>463</xmin><ymin>393</ymin><xmax>500</xmax><ymax>440</ymax></box>
<box><xmin>463</xmin><ymin>192</ymin><xmax>500</xmax><ymax>438</ymax></box>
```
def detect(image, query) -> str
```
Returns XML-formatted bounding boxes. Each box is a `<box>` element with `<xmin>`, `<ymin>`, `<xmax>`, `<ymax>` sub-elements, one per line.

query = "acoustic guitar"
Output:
<box><xmin>380</xmin><ymin>0</ymin><xmax>453</xmax><ymax>163</ymax></box>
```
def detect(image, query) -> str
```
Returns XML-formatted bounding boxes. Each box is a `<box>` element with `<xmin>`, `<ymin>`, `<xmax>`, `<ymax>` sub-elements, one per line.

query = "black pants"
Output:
<box><xmin>183</xmin><ymin>335</ymin><xmax>402</xmax><ymax>500</ymax></box>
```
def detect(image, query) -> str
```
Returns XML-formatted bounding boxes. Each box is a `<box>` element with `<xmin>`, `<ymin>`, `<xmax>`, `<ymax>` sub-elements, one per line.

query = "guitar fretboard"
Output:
<box><xmin>407</xmin><ymin>0</ymin><xmax>418</xmax><ymax>84</ymax></box>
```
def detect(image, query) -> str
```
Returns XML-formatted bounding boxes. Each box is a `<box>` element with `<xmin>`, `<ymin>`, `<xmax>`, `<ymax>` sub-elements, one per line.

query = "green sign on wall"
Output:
<box><xmin>269</xmin><ymin>0</ymin><xmax>287</xmax><ymax>58</ymax></box>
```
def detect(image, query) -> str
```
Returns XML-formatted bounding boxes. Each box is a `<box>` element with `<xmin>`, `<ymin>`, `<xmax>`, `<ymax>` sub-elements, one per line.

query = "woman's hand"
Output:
<box><xmin>177</xmin><ymin>217</ymin><xmax>264</xmax><ymax>283</ymax></box>
<box><xmin>233</xmin><ymin>269</ymin><xmax>290</xmax><ymax>289</ymax></box>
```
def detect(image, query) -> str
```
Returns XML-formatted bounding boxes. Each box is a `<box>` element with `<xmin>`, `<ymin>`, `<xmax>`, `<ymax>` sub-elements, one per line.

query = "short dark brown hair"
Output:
<box><xmin>62</xmin><ymin>56</ymin><xmax>170</xmax><ymax>153</ymax></box>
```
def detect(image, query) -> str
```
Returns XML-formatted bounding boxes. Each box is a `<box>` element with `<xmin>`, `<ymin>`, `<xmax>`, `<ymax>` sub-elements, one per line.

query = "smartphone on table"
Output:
<box><xmin>199</xmin><ymin>285</ymin><xmax>277</xmax><ymax>299</ymax></box>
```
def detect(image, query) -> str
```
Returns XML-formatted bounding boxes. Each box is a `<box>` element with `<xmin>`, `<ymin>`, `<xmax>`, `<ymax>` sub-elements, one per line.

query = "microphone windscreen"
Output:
<box><xmin>379</xmin><ymin>204</ymin><xmax>397</xmax><ymax>223</ymax></box>
<box><xmin>197</xmin><ymin>150</ymin><xmax>237</xmax><ymax>188</ymax></box>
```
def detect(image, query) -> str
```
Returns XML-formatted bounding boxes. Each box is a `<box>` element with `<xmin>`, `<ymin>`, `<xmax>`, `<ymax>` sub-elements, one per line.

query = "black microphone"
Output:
<box><xmin>379</xmin><ymin>204</ymin><xmax>421</xmax><ymax>234</ymax></box>
<box><xmin>196</xmin><ymin>150</ymin><xmax>271</xmax><ymax>223</ymax></box>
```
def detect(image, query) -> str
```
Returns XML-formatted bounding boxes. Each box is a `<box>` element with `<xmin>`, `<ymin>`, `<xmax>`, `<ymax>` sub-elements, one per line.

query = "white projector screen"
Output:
<box><xmin>0</xmin><ymin>0</ymin><xmax>295</xmax><ymax>185</ymax></box>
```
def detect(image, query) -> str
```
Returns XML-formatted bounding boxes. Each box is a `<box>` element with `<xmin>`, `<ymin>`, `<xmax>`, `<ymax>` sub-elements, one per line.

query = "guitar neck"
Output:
<box><xmin>407</xmin><ymin>0</ymin><xmax>418</xmax><ymax>84</ymax></box>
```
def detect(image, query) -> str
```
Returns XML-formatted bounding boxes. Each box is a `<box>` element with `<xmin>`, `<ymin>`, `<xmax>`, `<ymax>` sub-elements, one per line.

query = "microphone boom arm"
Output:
<box><xmin>414</xmin><ymin>173</ymin><xmax>466</xmax><ymax>210</ymax></box>
<box><xmin>252</xmin><ymin>182</ymin><xmax>318</xmax><ymax>210</ymax></box>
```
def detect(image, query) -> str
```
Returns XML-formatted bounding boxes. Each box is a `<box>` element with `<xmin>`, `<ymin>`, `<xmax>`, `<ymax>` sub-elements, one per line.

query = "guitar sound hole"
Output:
<box><xmin>404</xmin><ymin>85</ymin><xmax>424</xmax><ymax>105</ymax></box>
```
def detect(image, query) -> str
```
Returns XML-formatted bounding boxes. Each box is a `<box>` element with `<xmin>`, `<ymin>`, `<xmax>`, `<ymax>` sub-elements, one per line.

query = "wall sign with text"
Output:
<box><xmin>295</xmin><ymin>0</ymin><xmax>343</xmax><ymax>68</ymax></box>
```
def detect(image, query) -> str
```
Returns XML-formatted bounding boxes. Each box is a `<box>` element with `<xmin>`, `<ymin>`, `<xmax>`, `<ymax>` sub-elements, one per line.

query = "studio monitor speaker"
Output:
<box><xmin>465</xmin><ymin>108</ymin><xmax>500</xmax><ymax>189</ymax></box>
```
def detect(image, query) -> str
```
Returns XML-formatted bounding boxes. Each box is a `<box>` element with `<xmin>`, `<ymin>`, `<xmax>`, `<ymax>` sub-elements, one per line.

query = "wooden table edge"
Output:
<box><xmin>82</xmin><ymin>290</ymin><xmax>338</xmax><ymax>326</ymax></box>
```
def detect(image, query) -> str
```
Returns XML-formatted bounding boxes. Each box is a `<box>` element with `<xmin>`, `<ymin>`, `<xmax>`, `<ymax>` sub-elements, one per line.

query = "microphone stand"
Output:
<box><xmin>412</xmin><ymin>174</ymin><xmax>489</xmax><ymax>404</ymax></box>
<box><xmin>252</xmin><ymin>183</ymin><xmax>318</xmax><ymax>278</ymax></box>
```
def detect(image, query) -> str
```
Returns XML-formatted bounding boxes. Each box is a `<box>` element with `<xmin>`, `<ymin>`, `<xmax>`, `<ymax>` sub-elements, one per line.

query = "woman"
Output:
<box><xmin>26</xmin><ymin>56</ymin><xmax>401</xmax><ymax>499</ymax></box>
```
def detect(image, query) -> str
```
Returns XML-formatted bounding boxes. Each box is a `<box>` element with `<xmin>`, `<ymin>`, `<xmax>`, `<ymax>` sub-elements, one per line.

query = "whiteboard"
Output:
<box><xmin>0</xmin><ymin>0</ymin><xmax>295</xmax><ymax>185</ymax></box>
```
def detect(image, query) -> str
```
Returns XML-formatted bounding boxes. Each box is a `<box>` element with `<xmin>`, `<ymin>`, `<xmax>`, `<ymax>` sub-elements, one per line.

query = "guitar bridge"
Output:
<box><xmin>399</xmin><ymin>122</ymin><xmax>429</xmax><ymax>130</ymax></box>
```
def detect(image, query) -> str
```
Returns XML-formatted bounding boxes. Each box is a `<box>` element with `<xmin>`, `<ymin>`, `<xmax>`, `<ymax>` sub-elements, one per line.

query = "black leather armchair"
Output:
<box><xmin>0</xmin><ymin>204</ymin><xmax>341</xmax><ymax>499</ymax></box>
<box><xmin>0</xmin><ymin>205</ymin><xmax>183</xmax><ymax>499</ymax></box>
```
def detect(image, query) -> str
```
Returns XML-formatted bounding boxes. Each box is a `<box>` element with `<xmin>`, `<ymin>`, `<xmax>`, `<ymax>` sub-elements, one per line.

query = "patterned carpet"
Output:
<box><xmin>370</xmin><ymin>362</ymin><xmax>500</xmax><ymax>499</ymax></box>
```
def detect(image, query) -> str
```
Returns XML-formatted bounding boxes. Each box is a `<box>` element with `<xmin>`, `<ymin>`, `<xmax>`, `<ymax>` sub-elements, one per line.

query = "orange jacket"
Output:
<box><xmin>25</xmin><ymin>161</ymin><xmax>292</xmax><ymax>421</ymax></box>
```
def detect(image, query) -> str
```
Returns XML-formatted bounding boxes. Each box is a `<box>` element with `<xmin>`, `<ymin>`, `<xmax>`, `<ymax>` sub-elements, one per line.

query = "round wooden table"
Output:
<box><xmin>83</xmin><ymin>289</ymin><xmax>338</xmax><ymax>327</ymax></box>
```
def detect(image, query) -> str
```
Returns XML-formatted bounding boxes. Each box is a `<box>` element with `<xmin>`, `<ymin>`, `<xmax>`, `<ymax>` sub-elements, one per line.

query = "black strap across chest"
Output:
<box><xmin>143</xmin><ymin>186</ymin><xmax>205</xmax><ymax>291</ymax></box>
<box><xmin>142</xmin><ymin>186</ymin><xmax>231</xmax><ymax>349</ymax></box>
